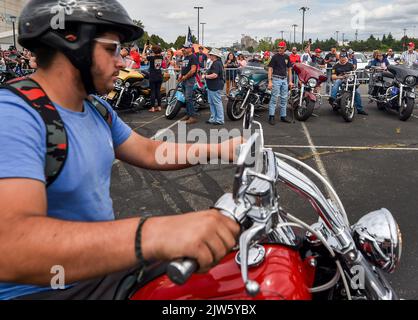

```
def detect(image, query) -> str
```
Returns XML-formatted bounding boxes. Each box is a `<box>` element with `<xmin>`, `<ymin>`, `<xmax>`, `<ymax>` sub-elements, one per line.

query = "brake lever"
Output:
<box><xmin>239</xmin><ymin>222</ymin><xmax>266</xmax><ymax>297</ymax></box>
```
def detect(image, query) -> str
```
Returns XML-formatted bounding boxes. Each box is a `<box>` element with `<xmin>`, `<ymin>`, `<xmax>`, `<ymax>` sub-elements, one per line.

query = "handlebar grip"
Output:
<box><xmin>166</xmin><ymin>258</ymin><xmax>199</xmax><ymax>285</ymax></box>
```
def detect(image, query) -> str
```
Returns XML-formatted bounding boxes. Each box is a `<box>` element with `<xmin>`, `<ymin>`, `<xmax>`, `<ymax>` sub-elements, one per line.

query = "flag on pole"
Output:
<box><xmin>184</xmin><ymin>26</ymin><xmax>193</xmax><ymax>47</ymax></box>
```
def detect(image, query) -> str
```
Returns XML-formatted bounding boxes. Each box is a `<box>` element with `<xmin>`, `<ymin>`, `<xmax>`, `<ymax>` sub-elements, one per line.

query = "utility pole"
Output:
<box><xmin>336</xmin><ymin>31</ymin><xmax>340</xmax><ymax>46</ymax></box>
<box><xmin>200</xmin><ymin>22</ymin><xmax>206</xmax><ymax>46</ymax></box>
<box><xmin>403</xmin><ymin>28</ymin><xmax>407</xmax><ymax>51</ymax></box>
<box><xmin>194</xmin><ymin>6</ymin><xmax>203</xmax><ymax>44</ymax></box>
<box><xmin>342</xmin><ymin>33</ymin><xmax>345</xmax><ymax>46</ymax></box>
<box><xmin>279</xmin><ymin>30</ymin><xmax>284</xmax><ymax>40</ymax></box>
<box><xmin>292</xmin><ymin>24</ymin><xmax>298</xmax><ymax>46</ymax></box>
<box><xmin>299</xmin><ymin>7</ymin><xmax>310</xmax><ymax>48</ymax></box>
<box><xmin>355</xmin><ymin>29</ymin><xmax>358</xmax><ymax>42</ymax></box>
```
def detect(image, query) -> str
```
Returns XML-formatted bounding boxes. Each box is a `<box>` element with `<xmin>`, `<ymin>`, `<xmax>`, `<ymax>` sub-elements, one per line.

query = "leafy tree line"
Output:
<box><xmin>130</xmin><ymin>21</ymin><xmax>417</xmax><ymax>53</ymax></box>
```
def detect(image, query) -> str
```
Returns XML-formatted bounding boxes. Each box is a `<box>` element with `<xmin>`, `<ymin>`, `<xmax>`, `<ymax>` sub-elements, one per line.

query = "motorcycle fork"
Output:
<box><xmin>115</xmin><ymin>87</ymin><xmax>125</xmax><ymax>109</ymax></box>
<box><xmin>241</xmin><ymin>89</ymin><xmax>252</xmax><ymax>109</ymax></box>
<box><xmin>398</xmin><ymin>84</ymin><xmax>404</xmax><ymax>107</ymax></box>
<box><xmin>299</xmin><ymin>85</ymin><xmax>305</xmax><ymax>107</ymax></box>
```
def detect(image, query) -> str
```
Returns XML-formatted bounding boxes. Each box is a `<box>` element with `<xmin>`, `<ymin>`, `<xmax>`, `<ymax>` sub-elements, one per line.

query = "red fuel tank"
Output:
<box><xmin>131</xmin><ymin>245</ymin><xmax>315</xmax><ymax>300</ymax></box>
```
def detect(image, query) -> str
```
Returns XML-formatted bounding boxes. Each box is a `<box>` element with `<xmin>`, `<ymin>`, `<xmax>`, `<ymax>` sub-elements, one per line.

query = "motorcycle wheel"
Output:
<box><xmin>294</xmin><ymin>98</ymin><xmax>315</xmax><ymax>122</ymax></box>
<box><xmin>399</xmin><ymin>97</ymin><xmax>414</xmax><ymax>121</ymax></box>
<box><xmin>165</xmin><ymin>90</ymin><xmax>184</xmax><ymax>120</ymax></box>
<box><xmin>226</xmin><ymin>98</ymin><xmax>246</xmax><ymax>121</ymax></box>
<box><xmin>340</xmin><ymin>92</ymin><xmax>355</xmax><ymax>122</ymax></box>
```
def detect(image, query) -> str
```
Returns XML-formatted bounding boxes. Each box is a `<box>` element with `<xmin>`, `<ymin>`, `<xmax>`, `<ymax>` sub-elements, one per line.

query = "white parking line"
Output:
<box><xmin>266</xmin><ymin>145</ymin><xmax>418</xmax><ymax>151</ymax></box>
<box><xmin>301</xmin><ymin>123</ymin><xmax>334</xmax><ymax>187</ymax></box>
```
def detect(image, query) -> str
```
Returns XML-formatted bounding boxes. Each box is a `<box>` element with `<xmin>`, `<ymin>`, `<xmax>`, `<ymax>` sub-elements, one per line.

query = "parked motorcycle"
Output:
<box><xmin>367</xmin><ymin>64</ymin><xmax>418</xmax><ymax>121</ymax></box>
<box><xmin>329</xmin><ymin>71</ymin><xmax>361</xmax><ymax>122</ymax></box>
<box><xmin>226</xmin><ymin>61</ymin><xmax>271</xmax><ymax>121</ymax></box>
<box><xmin>113</xmin><ymin>104</ymin><xmax>402</xmax><ymax>300</ymax></box>
<box><xmin>289</xmin><ymin>63</ymin><xmax>328</xmax><ymax>121</ymax></box>
<box><xmin>165</xmin><ymin>77</ymin><xmax>208</xmax><ymax>120</ymax></box>
<box><xmin>105</xmin><ymin>68</ymin><xmax>170</xmax><ymax>111</ymax></box>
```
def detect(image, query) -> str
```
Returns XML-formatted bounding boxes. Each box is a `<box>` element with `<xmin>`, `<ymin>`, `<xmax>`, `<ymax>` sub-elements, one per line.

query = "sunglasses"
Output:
<box><xmin>94</xmin><ymin>38</ymin><xmax>121</xmax><ymax>57</ymax></box>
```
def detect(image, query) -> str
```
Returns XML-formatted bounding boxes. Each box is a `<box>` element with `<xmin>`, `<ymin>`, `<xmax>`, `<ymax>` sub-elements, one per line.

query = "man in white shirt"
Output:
<box><xmin>401</xmin><ymin>42</ymin><xmax>418</xmax><ymax>66</ymax></box>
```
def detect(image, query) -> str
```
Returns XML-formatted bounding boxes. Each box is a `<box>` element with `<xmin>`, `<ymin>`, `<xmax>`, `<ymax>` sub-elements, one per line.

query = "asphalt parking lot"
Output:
<box><xmin>111</xmin><ymin>86</ymin><xmax>418</xmax><ymax>299</ymax></box>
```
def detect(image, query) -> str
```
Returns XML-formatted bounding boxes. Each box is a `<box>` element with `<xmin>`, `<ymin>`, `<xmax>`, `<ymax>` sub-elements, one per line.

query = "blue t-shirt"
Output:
<box><xmin>0</xmin><ymin>90</ymin><xmax>132</xmax><ymax>300</ymax></box>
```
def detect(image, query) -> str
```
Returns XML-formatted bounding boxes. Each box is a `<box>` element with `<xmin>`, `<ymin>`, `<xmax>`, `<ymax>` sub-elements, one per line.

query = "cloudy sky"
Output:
<box><xmin>119</xmin><ymin>0</ymin><xmax>418</xmax><ymax>47</ymax></box>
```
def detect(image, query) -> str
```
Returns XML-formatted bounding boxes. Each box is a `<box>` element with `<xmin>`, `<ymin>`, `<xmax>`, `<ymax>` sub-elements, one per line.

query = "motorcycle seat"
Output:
<box><xmin>382</xmin><ymin>71</ymin><xmax>394</xmax><ymax>79</ymax></box>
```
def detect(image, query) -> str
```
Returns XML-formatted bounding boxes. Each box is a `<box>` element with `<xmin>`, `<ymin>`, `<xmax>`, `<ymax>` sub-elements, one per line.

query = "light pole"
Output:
<box><xmin>9</xmin><ymin>15</ymin><xmax>17</xmax><ymax>49</ymax></box>
<box><xmin>355</xmin><ymin>29</ymin><xmax>358</xmax><ymax>42</ymax></box>
<box><xmin>299</xmin><ymin>7</ymin><xmax>309</xmax><ymax>48</ymax></box>
<box><xmin>194</xmin><ymin>6</ymin><xmax>203</xmax><ymax>44</ymax></box>
<box><xmin>292</xmin><ymin>24</ymin><xmax>298</xmax><ymax>47</ymax></box>
<box><xmin>280</xmin><ymin>30</ymin><xmax>284</xmax><ymax>40</ymax></box>
<box><xmin>403</xmin><ymin>28</ymin><xmax>407</xmax><ymax>51</ymax></box>
<box><xmin>200</xmin><ymin>22</ymin><xmax>206</xmax><ymax>46</ymax></box>
<box><xmin>336</xmin><ymin>31</ymin><xmax>339</xmax><ymax>46</ymax></box>
<box><xmin>342</xmin><ymin>33</ymin><xmax>345</xmax><ymax>46</ymax></box>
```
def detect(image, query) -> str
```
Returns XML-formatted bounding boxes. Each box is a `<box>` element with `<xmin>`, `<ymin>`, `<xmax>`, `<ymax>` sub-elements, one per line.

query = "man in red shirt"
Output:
<box><xmin>130</xmin><ymin>47</ymin><xmax>141</xmax><ymax>69</ymax></box>
<box><xmin>289</xmin><ymin>47</ymin><xmax>301</xmax><ymax>65</ymax></box>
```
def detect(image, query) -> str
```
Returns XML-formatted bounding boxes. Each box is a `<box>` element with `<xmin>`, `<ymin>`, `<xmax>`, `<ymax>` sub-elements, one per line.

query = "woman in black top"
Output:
<box><xmin>142</xmin><ymin>45</ymin><xmax>164</xmax><ymax>112</ymax></box>
<box><xmin>224</xmin><ymin>52</ymin><xmax>238</xmax><ymax>95</ymax></box>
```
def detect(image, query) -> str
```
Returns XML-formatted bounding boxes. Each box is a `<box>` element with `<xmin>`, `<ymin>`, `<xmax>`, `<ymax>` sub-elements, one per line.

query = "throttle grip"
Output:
<box><xmin>166</xmin><ymin>259</ymin><xmax>198</xmax><ymax>285</ymax></box>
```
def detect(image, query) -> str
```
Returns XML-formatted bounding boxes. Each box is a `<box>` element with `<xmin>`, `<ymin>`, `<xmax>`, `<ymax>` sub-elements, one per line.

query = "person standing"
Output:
<box><xmin>267</xmin><ymin>41</ymin><xmax>293</xmax><ymax>125</ymax></box>
<box><xmin>142</xmin><ymin>45</ymin><xmax>164</xmax><ymax>112</ymax></box>
<box><xmin>178</xmin><ymin>43</ymin><xmax>199</xmax><ymax>124</ymax></box>
<box><xmin>401</xmin><ymin>42</ymin><xmax>418</xmax><ymax>66</ymax></box>
<box><xmin>130</xmin><ymin>47</ymin><xmax>141</xmax><ymax>69</ymax></box>
<box><xmin>324</xmin><ymin>46</ymin><xmax>339</xmax><ymax>93</ymax></box>
<box><xmin>196</xmin><ymin>46</ymin><xmax>208</xmax><ymax>69</ymax></box>
<box><xmin>224</xmin><ymin>52</ymin><xmax>238</xmax><ymax>95</ymax></box>
<box><xmin>202</xmin><ymin>49</ymin><xmax>225</xmax><ymax>125</ymax></box>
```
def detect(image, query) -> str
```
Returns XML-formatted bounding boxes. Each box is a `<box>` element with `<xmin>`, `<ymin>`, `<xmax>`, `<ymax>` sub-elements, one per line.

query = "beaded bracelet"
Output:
<box><xmin>135</xmin><ymin>215</ymin><xmax>151</xmax><ymax>266</ymax></box>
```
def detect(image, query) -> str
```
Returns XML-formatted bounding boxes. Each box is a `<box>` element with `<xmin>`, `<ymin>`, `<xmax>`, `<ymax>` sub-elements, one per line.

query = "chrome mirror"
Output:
<box><xmin>352</xmin><ymin>208</ymin><xmax>402</xmax><ymax>273</ymax></box>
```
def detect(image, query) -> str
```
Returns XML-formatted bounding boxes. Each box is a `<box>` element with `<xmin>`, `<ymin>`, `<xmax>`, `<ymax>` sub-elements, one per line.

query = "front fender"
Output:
<box><xmin>175</xmin><ymin>90</ymin><xmax>186</xmax><ymax>103</ymax></box>
<box><xmin>304</xmin><ymin>91</ymin><xmax>317</xmax><ymax>102</ymax></box>
<box><xmin>229</xmin><ymin>88</ymin><xmax>244</xmax><ymax>99</ymax></box>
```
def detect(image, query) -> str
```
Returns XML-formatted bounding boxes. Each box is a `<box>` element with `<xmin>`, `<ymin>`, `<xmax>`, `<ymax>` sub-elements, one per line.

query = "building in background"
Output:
<box><xmin>240</xmin><ymin>35</ymin><xmax>258</xmax><ymax>51</ymax></box>
<box><xmin>0</xmin><ymin>0</ymin><xmax>27</xmax><ymax>49</ymax></box>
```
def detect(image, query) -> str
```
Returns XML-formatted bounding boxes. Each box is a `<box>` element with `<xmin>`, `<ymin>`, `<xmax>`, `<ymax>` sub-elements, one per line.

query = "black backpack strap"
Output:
<box><xmin>87</xmin><ymin>95</ymin><xmax>113</xmax><ymax>128</ymax></box>
<box><xmin>1</xmin><ymin>77</ymin><xmax>68</xmax><ymax>188</ymax></box>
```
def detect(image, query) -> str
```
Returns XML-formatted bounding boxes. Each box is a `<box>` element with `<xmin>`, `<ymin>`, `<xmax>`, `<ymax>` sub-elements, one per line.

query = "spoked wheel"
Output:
<box><xmin>399</xmin><ymin>97</ymin><xmax>414</xmax><ymax>121</ymax></box>
<box><xmin>165</xmin><ymin>89</ymin><xmax>184</xmax><ymax>120</ymax></box>
<box><xmin>293</xmin><ymin>98</ymin><xmax>315</xmax><ymax>122</ymax></box>
<box><xmin>340</xmin><ymin>92</ymin><xmax>355</xmax><ymax>122</ymax></box>
<box><xmin>226</xmin><ymin>98</ymin><xmax>247</xmax><ymax>121</ymax></box>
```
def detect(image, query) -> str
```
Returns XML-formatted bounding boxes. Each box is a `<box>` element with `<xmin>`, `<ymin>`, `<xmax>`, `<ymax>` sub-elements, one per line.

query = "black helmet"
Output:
<box><xmin>18</xmin><ymin>0</ymin><xmax>144</xmax><ymax>94</ymax></box>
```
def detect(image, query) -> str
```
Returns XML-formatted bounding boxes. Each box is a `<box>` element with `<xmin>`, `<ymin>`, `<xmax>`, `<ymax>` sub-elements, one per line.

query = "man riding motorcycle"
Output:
<box><xmin>0</xmin><ymin>0</ymin><xmax>240</xmax><ymax>300</ymax></box>
<box><xmin>329</xmin><ymin>52</ymin><xmax>368</xmax><ymax>115</ymax></box>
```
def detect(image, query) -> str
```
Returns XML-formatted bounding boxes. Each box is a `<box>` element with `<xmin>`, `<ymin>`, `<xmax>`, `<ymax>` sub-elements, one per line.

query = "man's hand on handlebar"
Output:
<box><xmin>141</xmin><ymin>210</ymin><xmax>240</xmax><ymax>273</ymax></box>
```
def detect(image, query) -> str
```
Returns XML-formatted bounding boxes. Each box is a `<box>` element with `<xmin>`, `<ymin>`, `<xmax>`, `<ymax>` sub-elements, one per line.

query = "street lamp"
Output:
<box><xmin>336</xmin><ymin>31</ymin><xmax>339</xmax><ymax>46</ymax></box>
<box><xmin>9</xmin><ymin>15</ymin><xmax>17</xmax><ymax>49</ymax></box>
<box><xmin>299</xmin><ymin>7</ymin><xmax>309</xmax><ymax>48</ymax></box>
<box><xmin>194</xmin><ymin>6</ymin><xmax>203</xmax><ymax>44</ymax></box>
<box><xmin>200</xmin><ymin>22</ymin><xmax>206</xmax><ymax>46</ymax></box>
<box><xmin>292</xmin><ymin>24</ymin><xmax>298</xmax><ymax>47</ymax></box>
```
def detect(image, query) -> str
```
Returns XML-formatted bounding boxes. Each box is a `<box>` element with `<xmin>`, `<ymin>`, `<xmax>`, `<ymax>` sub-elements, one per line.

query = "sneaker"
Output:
<box><xmin>357</xmin><ymin>110</ymin><xmax>368</xmax><ymax>116</ymax></box>
<box><xmin>269</xmin><ymin>116</ymin><xmax>275</xmax><ymax>126</ymax></box>
<box><xmin>185</xmin><ymin>117</ymin><xmax>198</xmax><ymax>124</ymax></box>
<box><xmin>206</xmin><ymin>120</ymin><xmax>215</xmax><ymax>124</ymax></box>
<box><xmin>281</xmin><ymin>117</ymin><xmax>292</xmax><ymax>123</ymax></box>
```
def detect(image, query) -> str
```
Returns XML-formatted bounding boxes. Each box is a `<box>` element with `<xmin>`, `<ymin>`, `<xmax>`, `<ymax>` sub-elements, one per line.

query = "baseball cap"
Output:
<box><xmin>315</xmin><ymin>48</ymin><xmax>322</xmax><ymax>53</ymax></box>
<box><xmin>408</xmin><ymin>42</ymin><xmax>415</xmax><ymax>47</ymax></box>
<box><xmin>340</xmin><ymin>52</ymin><xmax>348</xmax><ymax>58</ymax></box>
<box><xmin>182</xmin><ymin>43</ymin><xmax>193</xmax><ymax>49</ymax></box>
<box><xmin>277</xmin><ymin>41</ymin><xmax>287</xmax><ymax>48</ymax></box>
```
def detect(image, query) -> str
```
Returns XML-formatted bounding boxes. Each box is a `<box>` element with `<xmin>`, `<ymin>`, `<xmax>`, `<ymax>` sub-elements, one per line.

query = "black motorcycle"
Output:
<box><xmin>226</xmin><ymin>61</ymin><xmax>271</xmax><ymax>121</ymax></box>
<box><xmin>367</xmin><ymin>64</ymin><xmax>418</xmax><ymax>121</ymax></box>
<box><xmin>329</xmin><ymin>71</ymin><xmax>360</xmax><ymax>122</ymax></box>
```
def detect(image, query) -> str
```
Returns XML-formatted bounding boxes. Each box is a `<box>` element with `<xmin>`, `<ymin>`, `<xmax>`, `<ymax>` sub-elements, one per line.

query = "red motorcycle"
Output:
<box><xmin>289</xmin><ymin>63</ymin><xmax>328</xmax><ymax>121</ymax></box>
<box><xmin>116</xmin><ymin>105</ymin><xmax>402</xmax><ymax>300</ymax></box>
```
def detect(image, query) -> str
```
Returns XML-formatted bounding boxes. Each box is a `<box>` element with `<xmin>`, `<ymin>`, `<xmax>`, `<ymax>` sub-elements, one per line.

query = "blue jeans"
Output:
<box><xmin>182</xmin><ymin>78</ymin><xmax>197</xmax><ymax>117</ymax></box>
<box><xmin>207</xmin><ymin>89</ymin><xmax>225</xmax><ymax>124</ymax></box>
<box><xmin>331</xmin><ymin>79</ymin><xmax>364</xmax><ymax>111</ymax></box>
<box><xmin>268</xmin><ymin>78</ymin><xmax>288</xmax><ymax>117</ymax></box>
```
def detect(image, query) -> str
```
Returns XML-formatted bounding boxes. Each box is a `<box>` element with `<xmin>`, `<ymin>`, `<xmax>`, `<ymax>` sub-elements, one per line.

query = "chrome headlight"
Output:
<box><xmin>125</xmin><ymin>82</ymin><xmax>131</xmax><ymax>88</ymax></box>
<box><xmin>405</xmin><ymin>76</ymin><xmax>416</xmax><ymax>87</ymax></box>
<box><xmin>307</xmin><ymin>78</ymin><xmax>318</xmax><ymax>88</ymax></box>
<box><xmin>249</xmin><ymin>79</ymin><xmax>255</xmax><ymax>86</ymax></box>
<box><xmin>235</xmin><ymin>75</ymin><xmax>240</xmax><ymax>83</ymax></box>
<box><xmin>352</xmin><ymin>208</ymin><xmax>402</xmax><ymax>273</ymax></box>
<box><xmin>239</xmin><ymin>76</ymin><xmax>249</xmax><ymax>87</ymax></box>
<box><xmin>347</xmin><ymin>75</ymin><xmax>355</xmax><ymax>83</ymax></box>
<box><xmin>115</xmin><ymin>79</ymin><xmax>123</xmax><ymax>88</ymax></box>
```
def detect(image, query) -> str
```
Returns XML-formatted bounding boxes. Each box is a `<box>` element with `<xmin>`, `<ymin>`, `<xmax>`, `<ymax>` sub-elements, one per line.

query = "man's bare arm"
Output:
<box><xmin>0</xmin><ymin>179</ymin><xmax>239</xmax><ymax>285</ymax></box>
